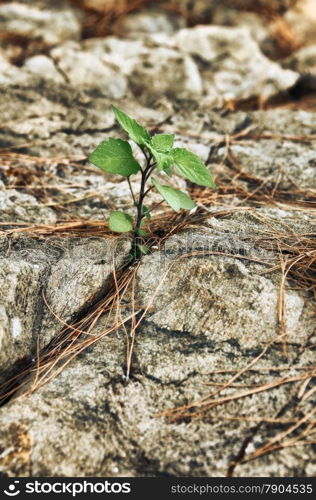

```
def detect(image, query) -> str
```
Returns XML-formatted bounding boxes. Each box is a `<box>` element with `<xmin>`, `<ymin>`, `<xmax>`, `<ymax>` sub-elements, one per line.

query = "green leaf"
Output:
<box><xmin>112</xmin><ymin>106</ymin><xmax>150</xmax><ymax>146</ymax></box>
<box><xmin>142</xmin><ymin>205</ymin><xmax>152</xmax><ymax>220</ymax></box>
<box><xmin>152</xmin><ymin>178</ymin><xmax>195</xmax><ymax>212</ymax></box>
<box><xmin>164</xmin><ymin>164</ymin><xmax>173</xmax><ymax>177</ymax></box>
<box><xmin>137</xmin><ymin>244</ymin><xmax>149</xmax><ymax>255</ymax></box>
<box><xmin>89</xmin><ymin>138</ymin><xmax>140</xmax><ymax>177</ymax></box>
<box><xmin>145</xmin><ymin>141</ymin><xmax>173</xmax><ymax>172</ymax></box>
<box><xmin>151</xmin><ymin>134</ymin><xmax>174</xmax><ymax>152</ymax></box>
<box><xmin>109</xmin><ymin>211</ymin><xmax>133</xmax><ymax>233</ymax></box>
<box><xmin>126</xmin><ymin>251</ymin><xmax>136</xmax><ymax>261</ymax></box>
<box><xmin>171</xmin><ymin>148</ymin><xmax>216</xmax><ymax>188</ymax></box>
<box><xmin>153</xmin><ymin>151</ymin><xmax>174</xmax><ymax>172</ymax></box>
<box><xmin>136</xmin><ymin>228</ymin><xmax>148</xmax><ymax>236</ymax></box>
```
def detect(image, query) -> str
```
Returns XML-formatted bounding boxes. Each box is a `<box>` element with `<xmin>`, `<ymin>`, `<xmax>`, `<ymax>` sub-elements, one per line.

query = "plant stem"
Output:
<box><xmin>127</xmin><ymin>177</ymin><xmax>136</xmax><ymax>205</ymax></box>
<box><xmin>143</xmin><ymin>186</ymin><xmax>153</xmax><ymax>197</ymax></box>
<box><xmin>131</xmin><ymin>152</ymin><xmax>153</xmax><ymax>259</ymax></box>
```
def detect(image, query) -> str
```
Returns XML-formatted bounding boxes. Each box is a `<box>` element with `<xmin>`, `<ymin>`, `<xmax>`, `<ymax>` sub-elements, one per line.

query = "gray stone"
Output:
<box><xmin>0</xmin><ymin>235</ymin><xmax>130</xmax><ymax>382</ymax></box>
<box><xmin>0</xmin><ymin>2</ymin><xmax>81</xmax><ymax>46</ymax></box>
<box><xmin>0</xmin><ymin>79</ymin><xmax>315</xmax><ymax>222</ymax></box>
<box><xmin>2</xmin><ymin>22</ymin><xmax>300</xmax><ymax>105</ymax></box>
<box><xmin>114</xmin><ymin>9</ymin><xmax>186</xmax><ymax>34</ymax></box>
<box><xmin>40</xmin><ymin>236</ymin><xmax>130</xmax><ymax>346</ymax></box>
<box><xmin>136</xmin><ymin>211</ymin><xmax>314</xmax><ymax>354</ymax></box>
<box><xmin>84</xmin><ymin>24</ymin><xmax>299</xmax><ymax>103</ymax></box>
<box><xmin>0</xmin><ymin>189</ymin><xmax>57</xmax><ymax>224</ymax></box>
<box><xmin>83</xmin><ymin>37</ymin><xmax>202</xmax><ymax>100</ymax></box>
<box><xmin>24</xmin><ymin>55</ymin><xmax>65</xmax><ymax>84</ymax></box>
<box><xmin>127</xmin><ymin>46</ymin><xmax>203</xmax><ymax>101</ymax></box>
<box><xmin>0</xmin><ymin>252</ymin><xmax>49</xmax><ymax>377</ymax></box>
<box><xmin>246</xmin><ymin>109</ymin><xmax>316</xmax><ymax>136</ymax></box>
<box><xmin>82</xmin><ymin>37</ymin><xmax>148</xmax><ymax>64</ymax></box>
<box><xmin>0</xmin><ymin>78</ymin><xmax>171</xmax><ymax>154</ymax></box>
<box><xmin>215</xmin><ymin>140</ymin><xmax>316</xmax><ymax>190</ymax></box>
<box><xmin>50</xmin><ymin>43</ymin><xmax>128</xmax><ymax>97</ymax></box>
<box><xmin>156</xmin><ymin>26</ymin><xmax>298</xmax><ymax>102</ymax></box>
<box><xmin>285</xmin><ymin>44</ymin><xmax>316</xmax><ymax>73</ymax></box>
<box><xmin>0</xmin><ymin>54</ymin><xmax>28</xmax><ymax>86</ymax></box>
<box><xmin>212</xmin><ymin>10</ymin><xmax>269</xmax><ymax>45</ymax></box>
<box><xmin>0</xmin><ymin>212</ymin><xmax>314</xmax><ymax>476</ymax></box>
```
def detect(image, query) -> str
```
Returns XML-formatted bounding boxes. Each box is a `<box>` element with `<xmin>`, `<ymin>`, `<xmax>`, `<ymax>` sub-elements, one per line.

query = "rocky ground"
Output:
<box><xmin>0</xmin><ymin>0</ymin><xmax>315</xmax><ymax>477</ymax></box>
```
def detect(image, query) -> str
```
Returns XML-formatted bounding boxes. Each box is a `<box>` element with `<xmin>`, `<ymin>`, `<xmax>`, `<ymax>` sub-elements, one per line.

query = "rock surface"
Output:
<box><xmin>151</xmin><ymin>26</ymin><xmax>298</xmax><ymax>102</ymax></box>
<box><xmin>0</xmin><ymin>189</ymin><xmax>57</xmax><ymax>224</ymax></box>
<box><xmin>0</xmin><ymin>2</ymin><xmax>81</xmax><ymax>46</ymax></box>
<box><xmin>1</xmin><ymin>20</ymin><xmax>300</xmax><ymax>102</ymax></box>
<box><xmin>285</xmin><ymin>44</ymin><xmax>316</xmax><ymax>73</ymax></box>
<box><xmin>114</xmin><ymin>8</ymin><xmax>186</xmax><ymax>34</ymax></box>
<box><xmin>215</xmin><ymin>140</ymin><xmax>316</xmax><ymax>190</ymax></box>
<box><xmin>0</xmin><ymin>212</ymin><xmax>315</xmax><ymax>477</ymax></box>
<box><xmin>0</xmin><ymin>236</ymin><xmax>129</xmax><ymax>383</ymax></box>
<box><xmin>137</xmin><ymin>218</ymin><xmax>313</xmax><ymax>351</ymax></box>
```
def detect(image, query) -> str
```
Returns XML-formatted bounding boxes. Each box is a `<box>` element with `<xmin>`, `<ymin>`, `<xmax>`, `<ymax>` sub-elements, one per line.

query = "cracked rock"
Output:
<box><xmin>83</xmin><ymin>36</ymin><xmax>201</xmax><ymax>100</ymax></box>
<box><xmin>0</xmin><ymin>54</ymin><xmax>29</xmax><ymax>86</ymax></box>
<box><xmin>114</xmin><ymin>8</ymin><xmax>186</xmax><ymax>34</ymax></box>
<box><xmin>50</xmin><ymin>43</ymin><xmax>128</xmax><ymax>97</ymax></box>
<box><xmin>24</xmin><ymin>55</ymin><xmax>65</xmax><ymax>84</ymax></box>
<box><xmin>0</xmin><ymin>212</ymin><xmax>314</xmax><ymax>476</ymax></box>
<box><xmin>136</xmin><ymin>211</ymin><xmax>314</xmax><ymax>354</ymax></box>
<box><xmin>0</xmin><ymin>2</ymin><xmax>81</xmax><ymax>46</ymax></box>
<box><xmin>151</xmin><ymin>26</ymin><xmax>298</xmax><ymax>102</ymax></box>
<box><xmin>285</xmin><ymin>44</ymin><xmax>316</xmax><ymax>73</ymax></box>
<box><xmin>0</xmin><ymin>189</ymin><xmax>57</xmax><ymax>224</ymax></box>
<box><xmin>215</xmin><ymin>139</ymin><xmax>316</xmax><ymax>190</ymax></box>
<box><xmin>0</xmin><ymin>236</ymin><xmax>130</xmax><ymax>384</ymax></box>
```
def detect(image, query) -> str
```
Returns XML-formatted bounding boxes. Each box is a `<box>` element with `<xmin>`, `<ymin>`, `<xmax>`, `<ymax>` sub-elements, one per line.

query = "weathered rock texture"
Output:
<box><xmin>0</xmin><ymin>235</ymin><xmax>129</xmax><ymax>381</ymax></box>
<box><xmin>0</xmin><ymin>1</ymin><xmax>81</xmax><ymax>45</ymax></box>
<box><xmin>0</xmin><ymin>212</ymin><xmax>315</xmax><ymax>477</ymax></box>
<box><xmin>0</xmin><ymin>0</ymin><xmax>315</xmax><ymax>478</ymax></box>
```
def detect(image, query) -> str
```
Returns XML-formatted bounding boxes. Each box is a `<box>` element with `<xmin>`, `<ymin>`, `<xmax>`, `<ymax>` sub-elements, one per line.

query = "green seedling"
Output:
<box><xmin>89</xmin><ymin>106</ymin><xmax>216</xmax><ymax>259</ymax></box>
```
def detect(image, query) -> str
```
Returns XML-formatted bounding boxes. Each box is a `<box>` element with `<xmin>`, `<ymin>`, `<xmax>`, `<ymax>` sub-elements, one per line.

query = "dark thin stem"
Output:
<box><xmin>131</xmin><ymin>151</ymin><xmax>153</xmax><ymax>259</ymax></box>
<box><xmin>143</xmin><ymin>186</ymin><xmax>153</xmax><ymax>198</ymax></box>
<box><xmin>140</xmin><ymin>146</ymin><xmax>149</xmax><ymax>164</ymax></box>
<box><xmin>145</xmin><ymin>162</ymin><xmax>157</xmax><ymax>182</ymax></box>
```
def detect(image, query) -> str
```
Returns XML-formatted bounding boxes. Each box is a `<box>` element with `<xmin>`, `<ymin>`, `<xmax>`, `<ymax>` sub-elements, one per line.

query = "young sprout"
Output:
<box><xmin>89</xmin><ymin>106</ymin><xmax>216</xmax><ymax>259</ymax></box>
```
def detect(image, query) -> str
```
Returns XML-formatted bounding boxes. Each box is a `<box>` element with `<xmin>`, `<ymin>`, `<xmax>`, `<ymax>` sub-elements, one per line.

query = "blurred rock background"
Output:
<box><xmin>0</xmin><ymin>0</ymin><xmax>316</xmax><ymax>104</ymax></box>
